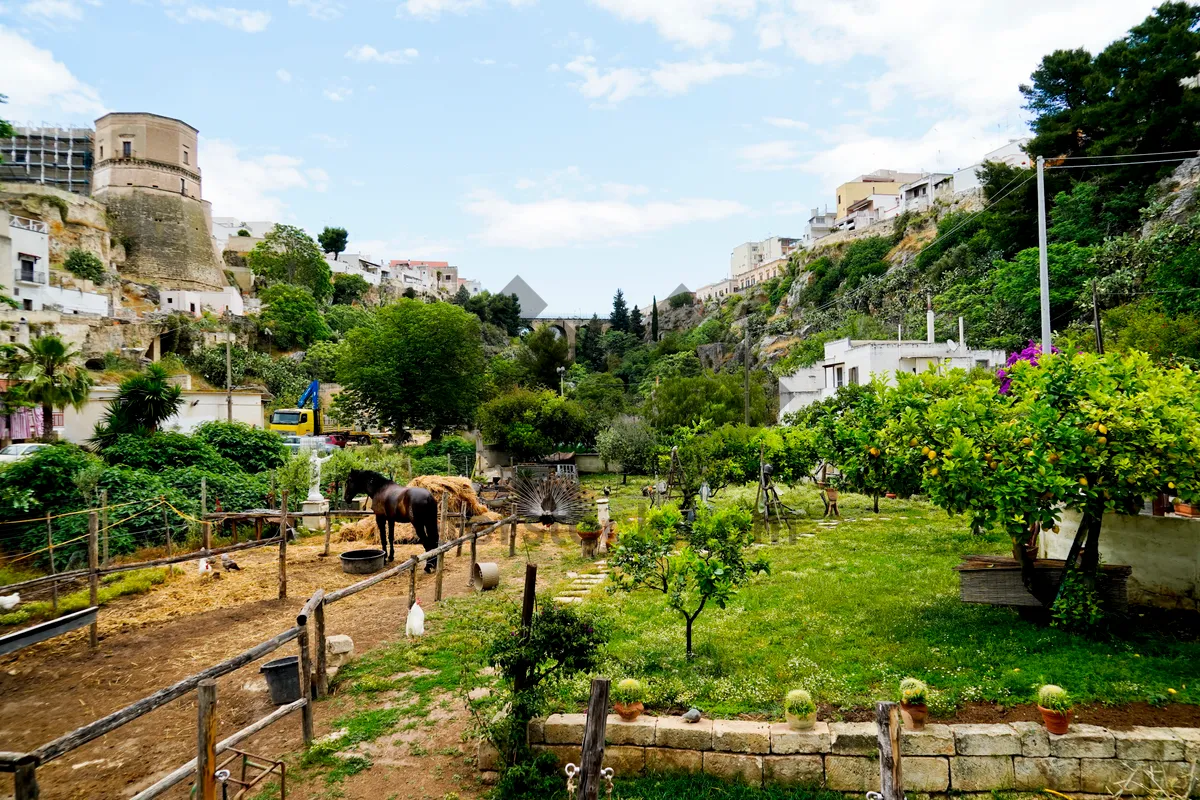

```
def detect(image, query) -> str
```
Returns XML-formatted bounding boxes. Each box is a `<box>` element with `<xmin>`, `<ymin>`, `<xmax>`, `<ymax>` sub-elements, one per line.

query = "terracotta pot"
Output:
<box><xmin>785</xmin><ymin>710</ymin><xmax>817</xmax><ymax>730</ymax></box>
<box><xmin>1174</xmin><ymin>503</ymin><xmax>1200</xmax><ymax>518</ymax></box>
<box><xmin>613</xmin><ymin>701</ymin><xmax>643</xmax><ymax>722</ymax></box>
<box><xmin>577</xmin><ymin>528</ymin><xmax>603</xmax><ymax>541</ymax></box>
<box><xmin>1038</xmin><ymin>705</ymin><xmax>1072</xmax><ymax>735</ymax></box>
<box><xmin>900</xmin><ymin>702</ymin><xmax>927</xmax><ymax>731</ymax></box>
<box><xmin>825</xmin><ymin>488</ymin><xmax>840</xmax><ymax>500</ymax></box>
<box><xmin>885</xmin><ymin>492</ymin><xmax>897</xmax><ymax>500</ymax></box>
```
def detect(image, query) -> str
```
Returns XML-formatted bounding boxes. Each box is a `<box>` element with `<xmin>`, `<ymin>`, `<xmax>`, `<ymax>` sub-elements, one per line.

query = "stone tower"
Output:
<box><xmin>91</xmin><ymin>113</ymin><xmax>225</xmax><ymax>290</ymax></box>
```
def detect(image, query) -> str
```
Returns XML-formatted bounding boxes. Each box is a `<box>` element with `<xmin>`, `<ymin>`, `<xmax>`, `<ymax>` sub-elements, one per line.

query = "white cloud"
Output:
<box><xmin>21</xmin><ymin>0</ymin><xmax>85</xmax><ymax>21</ymax></box>
<box><xmin>345</xmin><ymin>44</ymin><xmax>419</xmax><ymax>64</ymax></box>
<box><xmin>764</xmin><ymin>116</ymin><xmax>807</xmax><ymax>130</ymax></box>
<box><xmin>311</xmin><ymin>133</ymin><xmax>347</xmax><ymax>149</ymax></box>
<box><xmin>201</xmin><ymin>138</ymin><xmax>327</xmax><ymax>220</ymax></box>
<box><xmin>163</xmin><ymin>4</ymin><xmax>271</xmax><ymax>32</ymax></box>
<box><xmin>276</xmin><ymin>68</ymin><xmax>292</xmax><ymax>82</ymax></box>
<box><xmin>323</xmin><ymin>85</ymin><xmax>352</xmax><ymax>101</ymax></box>
<box><xmin>564</xmin><ymin>55</ymin><xmax>775</xmax><ymax>105</ymax></box>
<box><xmin>588</xmin><ymin>0</ymin><xmax>755</xmax><ymax>48</ymax></box>
<box><xmin>400</xmin><ymin>0</ymin><xmax>533</xmax><ymax>19</ymax></box>
<box><xmin>736</xmin><ymin>139</ymin><xmax>804</xmax><ymax>171</ymax></box>
<box><xmin>475</xmin><ymin>58</ymin><xmax>497</xmax><ymax>66</ymax></box>
<box><xmin>464</xmin><ymin>188</ymin><xmax>748</xmax><ymax>248</ymax></box>
<box><xmin>0</xmin><ymin>26</ymin><xmax>106</xmax><ymax>122</ymax></box>
<box><xmin>349</xmin><ymin>236</ymin><xmax>458</xmax><ymax>260</ymax></box>
<box><xmin>288</xmin><ymin>0</ymin><xmax>342</xmax><ymax>20</ymax></box>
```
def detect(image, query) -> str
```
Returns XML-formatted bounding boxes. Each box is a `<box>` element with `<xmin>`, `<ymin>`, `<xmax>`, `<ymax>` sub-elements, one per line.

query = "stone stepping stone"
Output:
<box><xmin>467</xmin><ymin>688</ymin><xmax>491</xmax><ymax>701</ymax></box>
<box><xmin>553</xmin><ymin>596</ymin><xmax>582</xmax><ymax>604</ymax></box>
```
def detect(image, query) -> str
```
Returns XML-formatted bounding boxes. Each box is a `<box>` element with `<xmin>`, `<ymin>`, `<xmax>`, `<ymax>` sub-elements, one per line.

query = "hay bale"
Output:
<box><xmin>407</xmin><ymin>475</ymin><xmax>493</xmax><ymax>517</ymax></box>
<box><xmin>336</xmin><ymin>517</ymin><xmax>419</xmax><ymax>544</ymax></box>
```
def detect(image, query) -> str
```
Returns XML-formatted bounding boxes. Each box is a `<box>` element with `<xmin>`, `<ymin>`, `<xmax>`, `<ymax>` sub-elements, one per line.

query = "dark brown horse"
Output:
<box><xmin>344</xmin><ymin>470</ymin><xmax>439</xmax><ymax>570</ymax></box>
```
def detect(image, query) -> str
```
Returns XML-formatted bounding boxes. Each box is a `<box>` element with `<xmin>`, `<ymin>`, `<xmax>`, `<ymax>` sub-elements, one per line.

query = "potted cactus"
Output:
<box><xmin>1037</xmin><ymin>684</ymin><xmax>1072</xmax><ymax>734</ymax></box>
<box><xmin>784</xmin><ymin>689</ymin><xmax>817</xmax><ymax>730</ymax></box>
<box><xmin>612</xmin><ymin>678</ymin><xmax>645</xmax><ymax>722</ymax></box>
<box><xmin>899</xmin><ymin>678</ymin><xmax>929</xmax><ymax>730</ymax></box>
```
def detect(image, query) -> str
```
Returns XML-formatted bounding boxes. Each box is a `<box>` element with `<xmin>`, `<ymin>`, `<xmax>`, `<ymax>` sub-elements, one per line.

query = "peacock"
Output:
<box><xmin>511</xmin><ymin>475</ymin><xmax>587</xmax><ymax>527</ymax></box>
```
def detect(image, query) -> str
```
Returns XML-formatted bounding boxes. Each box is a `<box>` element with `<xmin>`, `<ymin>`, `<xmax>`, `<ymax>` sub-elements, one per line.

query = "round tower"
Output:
<box><xmin>92</xmin><ymin>113</ymin><xmax>225</xmax><ymax>290</ymax></box>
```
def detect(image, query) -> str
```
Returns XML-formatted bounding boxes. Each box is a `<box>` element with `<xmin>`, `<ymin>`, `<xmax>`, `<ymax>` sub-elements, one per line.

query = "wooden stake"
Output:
<box><xmin>200</xmin><ymin>477</ymin><xmax>206</xmax><ymax>519</ymax></box>
<box><xmin>434</xmin><ymin>550</ymin><xmax>445</xmax><ymax>601</ymax></box>
<box><xmin>100</xmin><ymin>489</ymin><xmax>109</xmax><ymax>567</ymax></box>
<box><xmin>162</xmin><ymin>499</ymin><xmax>172</xmax><ymax>579</ymax></box>
<box><xmin>14</xmin><ymin>762</ymin><xmax>39</xmax><ymax>800</ymax></box>
<box><xmin>578</xmin><ymin>678</ymin><xmax>610</xmax><ymax>800</ymax></box>
<box><xmin>196</xmin><ymin>679</ymin><xmax>217</xmax><ymax>800</ymax></box>
<box><xmin>87</xmin><ymin>512</ymin><xmax>98</xmax><ymax>649</ymax></box>
<box><xmin>201</xmin><ymin>521</ymin><xmax>212</xmax><ymax>552</ymax></box>
<box><xmin>509</xmin><ymin>510</ymin><xmax>517</xmax><ymax>558</ymax></box>
<box><xmin>513</xmin><ymin>563</ymin><xmax>537</xmax><ymax>698</ymax></box>
<box><xmin>408</xmin><ymin>557</ymin><xmax>418</xmax><ymax>609</ymax></box>
<box><xmin>322</xmin><ymin>509</ymin><xmax>331</xmax><ymax>557</ymax></box>
<box><xmin>297</xmin><ymin>623</ymin><xmax>313</xmax><ymax>746</ymax></box>
<box><xmin>469</xmin><ymin>533</ymin><xmax>477</xmax><ymax>589</ymax></box>
<box><xmin>314</xmin><ymin>596</ymin><xmax>329</xmax><ymax>699</ymax></box>
<box><xmin>278</xmin><ymin>491</ymin><xmax>288</xmax><ymax>601</ymax></box>
<box><xmin>876</xmin><ymin>701</ymin><xmax>903</xmax><ymax>800</ymax></box>
<box><xmin>456</xmin><ymin>502</ymin><xmax>463</xmax><ymax>557</ymax></box>
<box><xmin>46</xmin><ymin>514</ymin><xmax>56</xmax><ymax>614</ymax></box>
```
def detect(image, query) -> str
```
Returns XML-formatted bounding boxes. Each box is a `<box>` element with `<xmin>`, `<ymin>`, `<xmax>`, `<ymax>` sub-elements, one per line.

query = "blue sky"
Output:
<box><xmin>1</xmin><ymin>0</ymin><xmax>1161</xmax><ymax>315</ymax></box>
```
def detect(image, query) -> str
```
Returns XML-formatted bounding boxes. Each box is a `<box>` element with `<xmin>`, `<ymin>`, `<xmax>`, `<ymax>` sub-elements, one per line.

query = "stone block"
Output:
<box><xmin>325</xmin><ymin>634</ymin><xmax>354</xmax><ymax>667</ymax></box>
<box><xmin>901</xmin><ymin>725</ymin><xmax>955</xmax><ymax>756</ymax></box>
<box><xmin>533</xmin><ymin>744</ymin><xmax>580</xmax><ymax>767</ymax></box>
<box><xmin>605</xmin><ymin>715</ymin><xmax>657</xmax><ymax>747</ymax></box>
<box><xmin>713</xmin><ymin>720</ymin><xmax>771</xmax><ymax>754</ymax></box>
<box><xmin>604</xmin><ymin>746</ymin><xmax>646</xmax><ymax>775</ymax></box>
<box><xmin>1014</xmin><ymin>757</ymin><xmax>1081</xmax><ymax>791</ymax></box>
<box><xmin>527</xmin><ymin>718</ymin><xmax>545</xmax><ymax>745</ymax></box>
<box><xmin>656</xmin><ymin>716</ymin><xmax>714</xmax><ymax>751</ymax></box>
<box><xmin>480</xmin><ymin>770</ymin><xmax>499</xmax><ymax>785</ymax></box>
<box><xmin>824</xmin><ymin>755</ymin><xmax>880</xmax><ymax>792</ymax></box>
<box><xmin>770</xmin><ymin>722</ymin><xmax>830</xmax><ymax>755</ymax></box>
<box><xmin>1049</xmin><ymin>724</ymin><xmax>1115</xmax><ymax>758</ymax></box>
<box><xmin>954</xmin><ymin>723</ymin><xmax>1021</xmax><ymax>756</ymax></box>
<box><xmin>830</xmin><ymin>722</ymin><xmax>878</xmax><ymax>755</ymax></box>
<box><xmin>1113</xmin><ymin>727</ymin><xmax>1185</xmax><ymax>761</ymax></box>
<box><xmin>703</xmin><ymin>752</ymin><xmax>763</xmax><ymax>786</ymax></box>
<box><xmin>1172</xmin><ymin>727</ymin><xmax>1200</xmax><ymax>763</ymax></box>
<box><xmin>646</xmin><ymin>747</ymin><xmax>703</xmax><ymax>774</ymax></box>
<box><xmin>477</xmin><ymin>740</ymin><xmax>501</xmax><ymax>772</ymax></box>
<box><xmin>1082</xmin><ymin>759</ymin><xmax>1197</xmax><ymax>797</ymax></box>
<box><xmin>950</xmin><ymin>756</ymin><xmax>1016</xmax><ymax>791</ymax></box>
<box><xmin>543</xmin><ymin>713</ymin><xmax>587</xmax><ymax>745</ymax></box>
<box><xmin>904</xmin><ymin>756</ymin><xmax>951</xmax><ymax>792</ymax></box>
<box><xmin>1011</xmin><ymin>721</ymin><xmax>1051</xmax><ymax>757</ymax></box>
<box><xmin>764</xmin><ymin>755</ymin><xmax>824</xmax><ymax>786</ymax></box>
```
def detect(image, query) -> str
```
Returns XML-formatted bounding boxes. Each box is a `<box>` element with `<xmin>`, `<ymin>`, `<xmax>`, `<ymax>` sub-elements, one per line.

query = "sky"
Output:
<box><xmin>0</xmin><ymin>0</ymin><xmax>1163</xmax><ymax>315</ymax></box>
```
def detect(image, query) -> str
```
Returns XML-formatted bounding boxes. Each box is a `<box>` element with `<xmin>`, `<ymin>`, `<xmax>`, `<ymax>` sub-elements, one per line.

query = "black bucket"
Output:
<box><xmin>260</xmin><ymin>656</ymin><xmax>301</xmax><ymax>705</ymax></box>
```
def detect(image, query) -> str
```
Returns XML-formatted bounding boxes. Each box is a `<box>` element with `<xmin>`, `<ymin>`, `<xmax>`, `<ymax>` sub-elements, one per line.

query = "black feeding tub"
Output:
<box><xmin>340</xmin><ymin>548</ymin><xmax>387</xmax><ymax>574</ymax></box>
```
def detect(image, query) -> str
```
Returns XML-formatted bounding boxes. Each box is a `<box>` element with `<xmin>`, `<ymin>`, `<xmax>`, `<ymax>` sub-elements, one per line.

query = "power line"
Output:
<box><xmin>1049</xmin><ymin>157</ymin><xmax>1195</xmax><ymax>170</ymax></box>
<box><xmin>1057</xmin><ymin>149</ymin><xmax>1200</xmax><ymax>161</ymax></box>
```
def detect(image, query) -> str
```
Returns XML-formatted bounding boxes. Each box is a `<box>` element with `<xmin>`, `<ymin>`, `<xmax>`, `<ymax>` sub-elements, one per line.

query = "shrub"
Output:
<box><xmin>576</xmin><ymin>512</ymin><xmax>600</xmax><ymax>533</ymax></box>
<box><xmin>62</xmin><ymin>249</ymin><xmax>106</xmax><ymax>284</ymax></box>
<box><xmin>900</xmin><ymin>677</ymin><xmax>928</xmax><ymax>705</ymax></box>
<box><xmin>101</xmin><ymin>432</ymin><xmax>235</xmax><ymax>474</ymax></box>
<box><xmin>595</xmin><ymin>415</ymin><xmax>656</xmax><ymax>479</ymax></box>
<box><xmin>785</xmin><ymin>688</ymin><xmax>816</xmax><ymax>717</ymax></box>
<box><xmin>193</xmin><ymin>421</ymin><xmax>286</xmax><ymax>473</ymax></box>
<box><xmin>1037</xmin><ymin>684</ymin><xmax>1071</xmax><ymax>712</ymax></box>
<box><xmin>612</xmin><ymin>678</ymin><xmax>645</xmax><ymax>705</ymax></box>
<box><xmin>258</xmin><ymin>284</ymin><xmax>331</xmax><ymax>350</ymax></box>
<box><xmin>478</xmin><ymin>388</ymin><xmax>594</xmax><ymax>461</ymax></box>
<box><xmin>668</xmin><ymin>292</ymin><xmax>693</xmax><ymax>309</ymax></box>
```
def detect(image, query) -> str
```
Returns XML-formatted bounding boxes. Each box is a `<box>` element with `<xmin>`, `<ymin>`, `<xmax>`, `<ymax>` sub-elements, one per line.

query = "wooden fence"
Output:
<box><xmin>0</xmin><ymin>510</ymin><xmax>519</xmax><ymax>799</ymax></box>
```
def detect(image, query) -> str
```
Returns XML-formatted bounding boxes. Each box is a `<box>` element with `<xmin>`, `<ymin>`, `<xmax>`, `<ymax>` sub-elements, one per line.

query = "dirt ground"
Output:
<box><xmin>0</xmin><ymin>526</ymin><xmax>554</xmax><ymax>800</ymax></box>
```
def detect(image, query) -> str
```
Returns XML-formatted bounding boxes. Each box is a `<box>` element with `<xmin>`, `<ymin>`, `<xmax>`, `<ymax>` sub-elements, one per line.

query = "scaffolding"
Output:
<box><xmin>0</xmin><ymin>123</ymin><xmax>94</xmax><ymax>195</ymax></box>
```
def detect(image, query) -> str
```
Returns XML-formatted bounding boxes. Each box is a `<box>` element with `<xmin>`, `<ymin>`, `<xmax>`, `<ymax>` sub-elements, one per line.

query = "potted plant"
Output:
<box><xmin>612</xmin><ymin>678</ymin><xmax>645</xmax><ymax>722</ymax></box>
<box><xmin>1173</xmin><ymin>498</ymin><xmax>1200</xmax><ymax>518</ymax></box>
<box><xmin>899</xmin><ymin>678</ymin><xmax>929</xmax><ymax>730</ymax></box>
<box><xmin>576</xmin><ymin>512</ymin><xmax>602</xmax><ymax>541</ymax></box>
<box><xmin>1037</xmin><ymin>684</ymin><xmax>1072</xmax><ymax>734</ymax></box>
<box><xmin>784</xmin><ymin>688</ymin><xmax>817</xmax><ymax>730</ymax></box>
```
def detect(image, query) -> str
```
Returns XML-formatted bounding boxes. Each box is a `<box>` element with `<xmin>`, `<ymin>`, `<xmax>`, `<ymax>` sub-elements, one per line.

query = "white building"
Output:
<box><xmin>953</xmin><ymin>139</ymin><xmax>1032</xmax><ymax>194</ymax></box>
<box><xmin>211</xmin><ymin>217</ymin><xmax>277</xmax><ymax>241</ymax></box>
<box><xmin>731</xmin><ymin>236</ymin><xmax>801</xmax><ymax>277</ymax></box>
<box><xmin>695</xmin><ymin>278</ymin><xmax>735</xmax><ymax>303</ymax></box>
<box><xmin>835</xmin><ymin>193</ymin><xmax>901</xmax><ymax>231</ymax></box>
<box><xmin>778</xmin><ymin>313</ymin><xmax>1007</xmax><ymax>420</ymax></box>
<box><xmin>60</xmin><ymin>386</ymin><xmax>265</xmax><ymax>443</ymax></box>
<box><xmin>160</xmin><ymin>287</ymin><xmax>245</xmax><ymax>317</ymax></box>
<box><xmin>4</xmin><ymin>213</ymin><xmax>109</xmax><ymax>315</ymax></box>
<box><xmin>458</xmin><ymin>278</ymin><xmax>482</xmax><ymax>296</ymax></box>
<box><xmin>899</xmin><ymin>173</ymin><xmax>954</xmax><ymax>213</ymax></box>
<box><xmin>803</xmin><ymin>208</ymin><xmax>837</xmax><ymax>247</ymax></box>
<box><xmin>327</xmin><ymin>252</ymin><xmax>383</xmax><ymax>286</ymax></box>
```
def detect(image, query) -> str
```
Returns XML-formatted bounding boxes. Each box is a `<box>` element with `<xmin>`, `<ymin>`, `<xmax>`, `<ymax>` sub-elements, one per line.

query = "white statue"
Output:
<box><xmin>307</xmin><ymin>449</ymin><xmax>334</xmax><ymax>502</ymax></box>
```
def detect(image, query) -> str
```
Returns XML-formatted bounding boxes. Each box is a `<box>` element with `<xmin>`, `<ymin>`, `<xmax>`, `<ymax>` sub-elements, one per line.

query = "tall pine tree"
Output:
<box><xmin>650</xmin><ymin>297</ymin><xmax>659</xmax><ymax>342</ymax></box>
<box><xmin>578</xmin><ymin>315</ymin><xmax>606</xmax><ymax>370</ymax></box>
<box><xmin>629</xmin><ymin>305</ymin><xmax>646</xmax><ymax>340</ymax></box>
<box><xmin>610</xmin><ymin>289</ymin><xmax>630</xmax><ymax>332</ymax></box>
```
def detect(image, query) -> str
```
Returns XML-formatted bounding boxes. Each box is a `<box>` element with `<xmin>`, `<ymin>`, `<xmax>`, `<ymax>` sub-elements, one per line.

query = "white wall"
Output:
<box><xmin>1041</xmin><ymin>509</ymin><xmax>1200</xmax><ymax>611</ymax></box>
<box><xmin>161</xmin><ymin>287</ymin><xmax>245</xmax><ymax>317</ymax></box>
<box><xmin>953</xmin><ymin>140</ymin><xmax>1032</xmax><ymax>194</ymax></box>
<box><xmin>60</xmin><ymin>387</ymin><xmax>265</xmax><ymax>443</ymax></box>
<box><xmin>327</xmin><ymin>253</ymin><xmax>382</xmax><ymax>286</ymax></box>
<box><xmin>41</xmin><ymin>285</ymin><xmax>109</xmax><ymax>315</ymax></box>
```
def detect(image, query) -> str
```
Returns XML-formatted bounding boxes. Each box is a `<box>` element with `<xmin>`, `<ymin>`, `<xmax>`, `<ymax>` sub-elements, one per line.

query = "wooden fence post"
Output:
<box><xmin>88</xmin><ymin>512</ymin><xmax>99</xmax><ymax>649</ymax></box>
<box><xmin>876</xmin><ymin>701</ymin><xmax>903</xmax><ymax>800</ymax></box>
<box><xmin>46</xmin><ymin>514</ymin><xmax>56</xmax><ymax>614</ymax></box>
<box><xmin>322</xmin><ymin>508</ymin><xmax>331</xmax><ymax>557</ymax></box>
<box><xmin>196</xmin><ymin>679</ymin><xmax>217</xmax><ymax>800</ymax></box>
<box><xmin>468</xmin><ymin>533</ymin><xmax>477</xmax><ymax>589</ymax></box>
<box><xmin>314</xmin><ymin>595</ymin><xmax>329</xmax><ymax>698</ymax></box>
<box><xmin>434</xmin><ymin>550</ymin><xmax>445</xmax><ymax>601</ymax></box>
<box><xmin>100</xmin><ymin>489</ymin><xmax>109</xmax><ymax>567</ymax></box>
<box><xmin>512</xmin><ymin>563</ymin><xmax>537</xmax><ymax>696</ymax></box>
<box><xmin>14</xmin><ymin>761</ymin><xmax>39</xmax><ymax>800</ymax></box>
<box><xmin>577</xmin><ymin>678</ymin><xmax>610</xmax><ymax>800</ymax></box>
<box><xmin>297</xmin><ymin>623</ymin><xmax>314</xmax><ymax>746</ymax></box>
<box><xmin>202</xmin><ymin>521</ymin><xmax>212</xmax><ymax>552</ymax></box>
<box><xmin>278</xmin><ymin>491</ymin><xmax>288</xmax><ymax>601</ymax></box>
<box><xmin>509</xmin><ymin>513</ymin><xmax>517</xmax><ymax>558</ymax></box>
<box><xmin>200</xmin><ymin>477</ymin><xmax>206</xmax><ymax>520</ymax></box>
<box><xmin>408</xmin><ymin>557</ymin><xmax>418</xmax><ymax>609</ymax></box>
<box><xmin>439</xmin><ymin>494</ymin><xmax>447</xmax><ymax>539</ymax></box>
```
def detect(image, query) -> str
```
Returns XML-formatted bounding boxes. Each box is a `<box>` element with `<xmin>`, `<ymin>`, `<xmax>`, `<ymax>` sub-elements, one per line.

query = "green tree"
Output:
<box><xmin>451</xmin><ymin>285</ymin><xmax>471</xmax><ymax>305</ymax></box>
<box><xmin>91</xmin><ymin>364</ymin><xmax>183</xmax><ymax>448</ymax></box>
<box><xmin>651</xmin><ymin>297</ymin><xmax>659</xmax><ymax>342</ymax></box>
<box><xmin>62</xmin><ymin>249</ymin><xmax>106</xmax><ymax>284</ymax></box>
<box><xmin>464</xmin><ymin>291</ymin><xmax>522</xmax><ymax>336</ymax></box>
<box><xmin>1</xmin><ymin>335</ymin><xmax>92</xmax><ymax>441</ymax></box>
<box><xmin>577</xmin><ymin>315</ymin><xmax>605</xmax><ymax>371</ymax></box>
<box><xmin>337</xmin><ymin>299</ymin><xmax>485</xmax><ymax>438</ymax></box>
<box><xmin>331</xmin><ymin>273</ymin><xmax>369</xmax><ymax>306</ymax></box>
<box><xmin>518</xmin><ymin>324</ymin><xmax>570</xmax><ymax>389</ymax></box>
<box><xmin>194</xmin><ymin>421</ymin><xmax>286</xmax><ymax>473</ymax></box>
<box><xmin>258</xmin><ymin>284</ymin><xmax>331</xmax><ymax>349</ymax></box>
<box><xmin>1103</xmin><ymin>300</ymin><xmax>1200</xmax><ymax>361</ymax></box>
<box><xmin>237</xmin><ymin>229</ymin><xmax>251</xmax><ymax>237</ymax></box>
<box><xmin>300</xmin><ymin>339</ymin><xmax>342</xmax><ymax>382</ymax></box>
<box><xmin>573</xmin><ymin>371</ymin><xmax>626</xmax><ymax>422</ymax></box>
<box><xmin>317</xmin><ymin>226</ymin><xmax>349</xmax><ymax>260</ymax></box>
<box><xmin>629</xmin><ymin>305</ymin><xmax>646</xmax><ymax>340</ymax></box>
<box><xmin>646</xmin><ymin>371</ymin><xmax>769</xmax><ymax>431</ymax></box>
<box><xmin>248</xmin><ymin>224</ymin><xmax>333</xmax><ymax>303</ymax></box>
<box><xmin>477</xmin><ymin>388</ymin><xmax>593</xmax><ymax>460</ymax></box>
<box><xmin>325</xmin><ymin>304</ymin><xmax>374</xmax><ymax>336</ymax></box>
<box><xmin>596</xmin><ymin>415</ymin><xmax>655</xmax><ymax>482</ymax></box>
<box><xmin>610</xmin><ymin>503</ymin><xmax>768</xmax><ymax>658</ymax></box>
<box><xmin>991</xmin><ymin>243</ymin><xmax>1096</xmax><ymax>338</ymax></box>
<box><xmin>610</xmin><ymin>289</ymin><xmax>630</xmax><ymax>332</ymax></box>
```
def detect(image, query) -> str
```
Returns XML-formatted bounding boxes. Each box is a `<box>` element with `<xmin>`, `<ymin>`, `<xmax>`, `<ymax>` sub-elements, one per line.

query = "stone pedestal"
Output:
<box><xmin>302</xmin><ymin>498</ymin><xmax>329</xmax><ymax>531</ymax></box>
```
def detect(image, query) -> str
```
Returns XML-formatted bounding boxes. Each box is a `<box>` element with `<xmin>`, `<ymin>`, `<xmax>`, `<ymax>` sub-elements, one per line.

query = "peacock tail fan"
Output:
<box><xmin>512</xmin><ymin>475</ymin><xmax>588</xmax><ymax>526</ymax></box>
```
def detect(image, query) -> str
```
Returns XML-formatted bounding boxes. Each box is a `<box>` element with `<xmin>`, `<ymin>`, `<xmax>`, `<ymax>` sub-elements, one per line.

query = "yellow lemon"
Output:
<box><xmin>1098</xmin><ymin>423</ymin><xmax>1108</xmax><ymax>435</ymax></box>
<box><xmin>1079</xmin><ymin>477</ymin><xmax>1089</xmax><ymax>487</ymax></box>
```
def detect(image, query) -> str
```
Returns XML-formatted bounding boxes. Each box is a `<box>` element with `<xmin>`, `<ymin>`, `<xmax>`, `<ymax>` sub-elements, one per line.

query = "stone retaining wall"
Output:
<box><xmin>479</xmin><ymin>716</ymin><xmax>1200</xmax><ymax>795</ymax></box>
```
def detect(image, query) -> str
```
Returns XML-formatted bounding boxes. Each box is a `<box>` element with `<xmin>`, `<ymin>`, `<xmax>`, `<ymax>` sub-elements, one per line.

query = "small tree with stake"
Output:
<box><xmin>610</xmin><ymin>503</ymin><xmax>768</xmax><ymax>658</ymax></box>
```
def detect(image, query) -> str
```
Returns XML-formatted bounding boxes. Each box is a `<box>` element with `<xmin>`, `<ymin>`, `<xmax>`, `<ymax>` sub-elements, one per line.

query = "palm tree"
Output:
<box><xmin>4</xmin><ymin>336</ymin><xmax>92</xmax><ymax>441</ymax></box>
<box><xmin>91</xmin><ymin>363</ymin><xmax>183</xmax><ymax>448</ymax></box>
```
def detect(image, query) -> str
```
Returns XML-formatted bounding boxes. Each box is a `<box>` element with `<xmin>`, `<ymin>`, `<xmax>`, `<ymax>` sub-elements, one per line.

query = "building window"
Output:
<box><xmin>181</xmin><ymin>178</ymin><xmax>186</xmax><ymax>195</ymax></box>
<box><xmin>122</xmin><ymin>141</ymin><xmax>132</xmax><ymax>157</ymax></box>
<box><xmin>15</xmin><ymin>152</ymin><xmax>25</xmax><ymax>163</ymax></box>
<box><xmin>22</xmin><ymin>299</ymin><xmax>32</xmax><ymax>311</ymax></box>
<box><xmin>182</xmin><ymin>149</ymin><xmax>189</xmax><ymax>165</ymax></box>
<box><xmin>975</xmin><ymin>359</ymin><xmax>989</xmax><ymax>369</ymax></box>
<box><xmin>835</xmin><ymin>367</ymin><xmax>844</xmax><ymax>388</ymax></box>
<box><xmin>848</xmin><ymin>367</ymin><xmax>859</xmax><ymax>386</ymax></box>
<box><xmin>100</xmin><ymin>145</ymin><xmax>104</xmax><ymax>159</ymax></box>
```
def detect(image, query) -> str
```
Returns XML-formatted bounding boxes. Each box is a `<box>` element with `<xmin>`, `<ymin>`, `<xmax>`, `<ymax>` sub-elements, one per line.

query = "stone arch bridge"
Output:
<box><xmin>528</xmin><ymin>317</ymin><xmax>611</xmax><ymax>359</ymax></box>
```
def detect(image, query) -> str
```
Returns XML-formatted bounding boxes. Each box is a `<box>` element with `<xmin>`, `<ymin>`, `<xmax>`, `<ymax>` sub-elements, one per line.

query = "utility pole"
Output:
<box><xmin>743</xmin><ymin>324</ymin><xmax>750</xmax><ymax>425</ymax></box>
<box><xmin>225</xmin><ymin>332</ymin><xmax>233</xmax><ymax>423</ymax></box>
<box><xmin>1092</xmin><ymin>279</ymin><xmax>1105</xmax><ymax>354</ymax></box>
<box><xmin>1036</xmin><ymin>155</ymin><xmax>1052</xmax><ymax>353</ymax></box>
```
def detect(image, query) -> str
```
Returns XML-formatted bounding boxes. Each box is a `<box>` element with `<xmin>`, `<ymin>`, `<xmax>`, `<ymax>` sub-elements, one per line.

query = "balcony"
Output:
<box><xmin>10</xmin><ymin>216</ymin><xmax>49</xmax><ymax>234</ymax></box>
<box><xmin>14</xmin><ymin>269</ymin><xmax>46</xmax><ymax>285</ymax></box>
